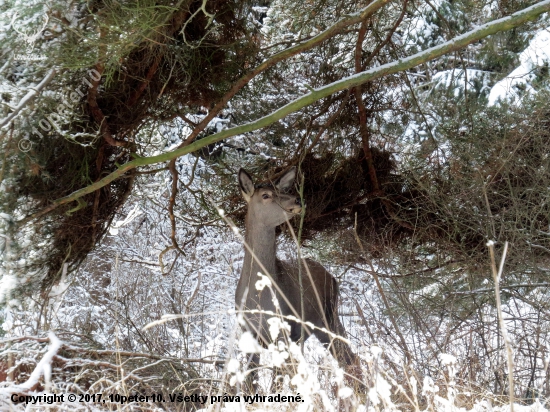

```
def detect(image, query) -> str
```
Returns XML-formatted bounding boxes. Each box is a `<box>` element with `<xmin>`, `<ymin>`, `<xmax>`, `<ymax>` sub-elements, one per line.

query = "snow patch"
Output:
<box><xmin>489</xmin><ymin>28</ymin><xmax>550</xmax><ymax>105</ymax></box>
<box><xmin>238</xmin><ymin>331</ymin><xmax>261</xmax><ymax>353</ymax></box>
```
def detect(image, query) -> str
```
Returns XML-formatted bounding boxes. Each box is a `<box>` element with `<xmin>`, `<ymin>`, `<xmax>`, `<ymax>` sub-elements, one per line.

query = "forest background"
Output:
<box><xmin>1</xmin><ymin>0</ymin><xmax>550</xmax><ymax>410</ymax></box>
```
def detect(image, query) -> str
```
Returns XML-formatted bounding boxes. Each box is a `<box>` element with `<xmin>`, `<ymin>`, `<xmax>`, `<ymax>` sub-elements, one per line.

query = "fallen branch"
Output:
<box><xmin>0</xmin><ymin>336</ymin><xmax>224</xmax><ymax>364</ymax></box>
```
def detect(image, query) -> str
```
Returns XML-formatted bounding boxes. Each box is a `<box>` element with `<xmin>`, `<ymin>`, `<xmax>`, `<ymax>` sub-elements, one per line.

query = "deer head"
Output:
<box><xmin>238</xmin><ymin>167</ymin><xmax>301</xmax><ymax>228</ymax></box>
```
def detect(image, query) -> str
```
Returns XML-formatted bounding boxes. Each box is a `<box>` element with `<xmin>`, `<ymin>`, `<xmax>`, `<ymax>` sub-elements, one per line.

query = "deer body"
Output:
<box><xmin>236</xmin><ymin>168</ymin><xmax>359</xmax><ymax>389</ymax></box>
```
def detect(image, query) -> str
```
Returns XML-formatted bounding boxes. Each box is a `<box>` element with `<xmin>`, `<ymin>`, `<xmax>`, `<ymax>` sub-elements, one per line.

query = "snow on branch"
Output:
<box><xmin>0</xmin><ymin>69</ymin><xmax>56</xmax><ymax>128</ymax></box>
<box><xmin>22</xmin><ymin>0</ymin><xmax>550</xmax><ymax>223</ymax></box>
<box><xmin>0</xmin><ymin>332</ymin><xmax>61</xmax><ymax>395</ymax></box>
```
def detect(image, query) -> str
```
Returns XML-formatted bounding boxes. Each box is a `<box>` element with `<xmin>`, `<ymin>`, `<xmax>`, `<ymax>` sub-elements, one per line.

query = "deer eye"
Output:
<box><xmin>262</xmin><ymin>193</ymin><xmax>270</xmax><ymax>199</ymax></box>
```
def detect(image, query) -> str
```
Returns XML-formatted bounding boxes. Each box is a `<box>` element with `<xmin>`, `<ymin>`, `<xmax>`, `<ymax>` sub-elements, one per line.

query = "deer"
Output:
<box><xmin>236</xmin><ymin>167</ymin><xmax>362</xmax><ymax>392</ymax></box>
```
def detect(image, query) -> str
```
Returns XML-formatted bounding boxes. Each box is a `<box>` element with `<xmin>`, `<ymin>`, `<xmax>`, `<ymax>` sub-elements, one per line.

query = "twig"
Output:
<box><xmin>184</xmin><ymin>272</ymin><xmax>202</xmax><ymax>315</ymax></box>
<box><xmin>451</xmin><ymin>283</ymin><xmax>549</xmax><ymax>295</ymax></box>
<box><xmin>354</xmin><ymin>21</ymin><xmax>380</xmax><ymax>194</ymax></box>
<box><xmin>361</xmin><ymin>0</ymin><xmax>409</xmax><ymax>70</ymax></box>
<box><xmin>297</xmin><ymin>169</ymin><xmax>306</xmax><ymax>349</ymax></box>
<box><xmin>158</xmin><ymin>160</ymin><xmax>185</xmax><ymax>273</ymax></box>
<box><xmin>488</xmin><ymin>240</ymin><xmax>514</xmax><ymax>411</ymax></box>
<box><xmin>169</xmin><ymin>160</ymin><xmax>184</xmax><ymax>253</ymax></box>
<box><xmin>348</xmin><ymin>261</ymin><xmax>462</xmax><ymax>278</ymax></box>
<box><xmin>21</xmin><ymin>0</ymin><xmax>550</xmax><ymax>223</ymax></box>
<box><xmin>0</xmin><ymin>69</ymin><xmax>56</xmax><ymax>128</ymax></box>
<box><xmin>353</xmin><ymin>213</ymin><xmax>412</xmax><ymax>363</ymax></box>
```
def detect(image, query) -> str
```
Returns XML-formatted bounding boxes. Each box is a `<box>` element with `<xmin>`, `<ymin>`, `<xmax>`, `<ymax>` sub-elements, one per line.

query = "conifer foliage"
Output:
<box><xmin>1</xmin><ymin>0</ymin><xmax>550</xmax><ymax>408</ymax></box>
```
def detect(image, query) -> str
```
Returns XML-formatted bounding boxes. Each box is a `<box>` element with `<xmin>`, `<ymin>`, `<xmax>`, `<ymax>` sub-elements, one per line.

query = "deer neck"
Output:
<box><xmin>241</xmin><ymin>212</ymin><xmax>277</xmax><ymax>289</ymax></box>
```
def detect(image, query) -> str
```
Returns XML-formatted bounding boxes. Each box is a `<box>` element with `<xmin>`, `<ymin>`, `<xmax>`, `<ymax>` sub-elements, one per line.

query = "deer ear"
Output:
<box><xmin>238</xmin><ymin>169</ymin><xmax>255</xmax><ymax>202</ymax></box>
<box><xmin>275</xmin><ymin>167</ymin><xmax>296</xmax><ymax>192</ymax></box>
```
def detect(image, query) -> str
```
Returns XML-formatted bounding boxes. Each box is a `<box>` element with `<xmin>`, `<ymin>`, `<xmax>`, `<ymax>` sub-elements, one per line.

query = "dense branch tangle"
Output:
<box><xmin>22</xmin><ymin>0</ymin><xmax>550</xmax><ymax>224</ymax></box>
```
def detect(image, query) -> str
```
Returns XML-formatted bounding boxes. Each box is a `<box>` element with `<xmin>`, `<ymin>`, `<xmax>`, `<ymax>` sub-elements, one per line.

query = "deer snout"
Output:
<box><xmin>286</xmin><ymin>197</ymin><xmax>302</xmax><ymax>214</ymax></box>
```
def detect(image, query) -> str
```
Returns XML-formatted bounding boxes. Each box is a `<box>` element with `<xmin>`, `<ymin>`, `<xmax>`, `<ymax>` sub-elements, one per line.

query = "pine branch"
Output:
<box><xmin>174</xmin><ymin>0</ymin><xmax>392</xmax><ymax>150</ymax></box>
<box><xmin>0</xmin><ymin>69</ymin><xmax>56</xmax><ymax>128</ymax></box>
<box><xmin>21</xmin><ymin>0</ymin><xmax>550</xmax><ymax>224</ymax></box>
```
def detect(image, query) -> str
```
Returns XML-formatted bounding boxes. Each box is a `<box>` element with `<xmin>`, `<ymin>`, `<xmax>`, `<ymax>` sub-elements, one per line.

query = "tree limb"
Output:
<box><xmin>0</xmin><ymin>69</ymin><xmax>56</xmax><ymax>128</ymax></box>
<box><xmin>174</xmin><ymin>0</ymin><xmax>393</xmax><ymax>149</ymax></box>
<box><xmin>21</xmin><ymin>0</ymin><xmax>550</xmax><ymax>224</ymax></box>
<box><xmin>354</xmin><ymin>21</ymin><xmax>380</xmax><ymax>193</ymax></box>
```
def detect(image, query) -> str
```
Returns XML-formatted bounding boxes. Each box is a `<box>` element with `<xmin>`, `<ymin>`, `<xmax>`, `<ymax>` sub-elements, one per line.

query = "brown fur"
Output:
<box><xmin>236</xmin><ymin>168</ymin><xmax>362</xmax><ymax>391</ymax></box>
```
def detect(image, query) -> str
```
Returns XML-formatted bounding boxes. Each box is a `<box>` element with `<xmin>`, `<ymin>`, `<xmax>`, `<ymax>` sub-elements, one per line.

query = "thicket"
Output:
<box><xmin>1</xmin><ymin>0</ymin><xmax>550</xmax><ymax>409</ymax></box>
<box><xmin>1</xmin><ymin>0</ymin><xmax>260</xmax><ymax>290</ymax></box>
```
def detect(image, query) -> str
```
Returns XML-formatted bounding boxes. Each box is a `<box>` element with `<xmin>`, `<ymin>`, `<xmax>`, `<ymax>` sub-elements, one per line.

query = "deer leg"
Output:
<box><xmin>270</xmin><ymin>353</ymin><xmax>301</xmax><ymax>393</ymax></box>
<box><xmin>334</xmin><ymin>319</ymin><xmax>365</xmax><ymax>391</ymax></box>
<box><xmin>271</xmin><ymin>365</ymin><xmax>284</xmax><ymax>393</ymax></box>
<box><xmin>313</xmin><ymin>321</ymin><xmax>364</xmax><ymax>392</ymax></box>
<box><xmin>269</xmin><ymin>332</ymin><xmax>297</xmax><ymax>393</ymax></box>
<box><xmin>312</xmin><ymin>327</ymin><xmax>349</xmax><ymax>365</ymax></box>
<box><xmin>244</xmin><ymin>352</ymin><xmax>260</xmax><ymax>394</ymax></box>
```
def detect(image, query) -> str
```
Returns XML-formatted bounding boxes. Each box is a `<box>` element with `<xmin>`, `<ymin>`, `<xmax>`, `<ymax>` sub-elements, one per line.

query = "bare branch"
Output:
<box><xmin>175</xmin><ymin>0</ymin><xmax>393</xmax><ymax>150</ymax></box>
<box><xmin>0</xmin><ymin>69</ymin><xmax>56</xmax><ymax>128</ymax></box>
<box><xmin>21</xmin><ymin>0</ymin><xmax>550</xmax><ymax>223</ymax></box>
<box><xmin>488</xmin><ymin>241</ymin><xmax>515</xmax><ymax>410</ymax></box>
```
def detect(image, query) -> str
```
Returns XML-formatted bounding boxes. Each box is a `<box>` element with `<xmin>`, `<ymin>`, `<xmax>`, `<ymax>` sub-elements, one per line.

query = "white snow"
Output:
<box><xmin>489</xmin><ymin>28</ymin><xmax>550</xmax><ymax>105</ymax></box>
<box><xmin>255</xmin><ymin>272</ymin><xmax>272</xmax><ymax>291</ymax></box>
<box><xmin>237</xmin><ymin>331</ymin><xmax>261</xmax><ymax>353</ymax></box>
<box><xmin>0</xmin><ymin>274</ymin><xmax>17</xmax><ymax>303</ymax></box>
